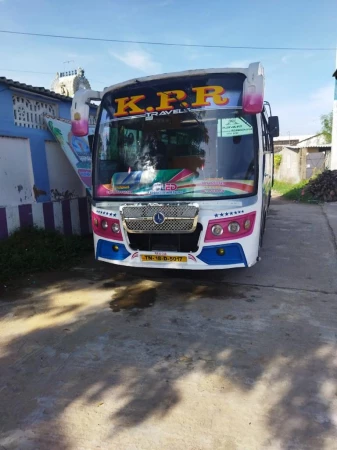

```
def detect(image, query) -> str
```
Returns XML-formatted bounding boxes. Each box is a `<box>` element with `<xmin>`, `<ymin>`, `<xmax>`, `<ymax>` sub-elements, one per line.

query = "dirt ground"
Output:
<box><xmin>1</xmin><ymin>199</ymin><xmax>337</xmax><ymax>450</ymax></box>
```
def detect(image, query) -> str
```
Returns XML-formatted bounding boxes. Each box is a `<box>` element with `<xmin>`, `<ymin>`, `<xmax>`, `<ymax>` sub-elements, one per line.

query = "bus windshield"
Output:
<box><xmin>94</xmin><ymin>74</ymin><xmax>258</xmax><ymax>201</ymax></box>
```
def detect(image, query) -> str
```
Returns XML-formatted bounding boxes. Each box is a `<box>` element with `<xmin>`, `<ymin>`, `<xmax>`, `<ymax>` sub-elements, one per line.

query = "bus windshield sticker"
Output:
<box><xmin>217</xmin><ymin>117</ymin><xmax>253</xmax><ymax>137</ymax></box>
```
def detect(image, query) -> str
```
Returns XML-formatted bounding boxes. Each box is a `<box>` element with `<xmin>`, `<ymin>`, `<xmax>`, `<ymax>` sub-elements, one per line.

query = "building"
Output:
<box><xmin>0</xmin><ymin>75</ymin><xmax>96</xmax><ymax>239</ymax></box>
<box><xmin>51</xmin><ymin>68</ymin><xmax>91</xmax><ymax>97</ymax></box>
<box><xmin>275</xmin><ymin>134</ymin><xmax>331</xmax><ymax>183</ymax></box>
<box><xmin>273</xmin><ymin>135</ymin><xmax>312</xmax><ymax>153</ymax></box>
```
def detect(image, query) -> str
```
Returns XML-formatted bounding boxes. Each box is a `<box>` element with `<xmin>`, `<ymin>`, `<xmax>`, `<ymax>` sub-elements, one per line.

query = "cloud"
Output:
<box><xmin>110</xmin><ymin>48</ymin><xmax>161</xmax><ymax>74</ymax></box>
<box><xmin>227</xmin><ymin>60</ymin><xmax>252</xmax><ymax>69</ymax></box>
<box><xmin>281</xmin><ymin>55</ymin><xmax>291</xmax><ymax>65</ymax></box>
<box><xmin>275</xmin><ymin>83</ymin><xmax>334</xmax><ymax>135</ymax></box>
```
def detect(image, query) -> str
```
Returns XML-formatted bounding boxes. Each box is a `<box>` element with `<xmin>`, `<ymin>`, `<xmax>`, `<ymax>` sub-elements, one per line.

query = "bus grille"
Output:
<box><xmin>121</xmin><ymin>203</ymin><xmax>199</xmax><ymax>234</ymax></box>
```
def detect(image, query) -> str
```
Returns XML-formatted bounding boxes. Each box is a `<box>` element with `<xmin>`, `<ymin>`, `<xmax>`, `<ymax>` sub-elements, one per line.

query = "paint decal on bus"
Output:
<box><xmin>95</xmin><ymin>168</ymin><xmax>254</xmax><ymax>198</ymax></box>
<box><xmin>45</xmin><ymin>116</ymin><xmax>94</xmax><ymax>193</ymax></box>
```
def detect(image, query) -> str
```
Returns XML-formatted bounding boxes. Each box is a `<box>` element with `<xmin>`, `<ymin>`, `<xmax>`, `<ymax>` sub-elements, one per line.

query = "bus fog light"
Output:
<box><xmin>211</xmin><ymin>224</ymin><xmax>223</xmax><ymax>236</ymax></box>
<box><xmin>101</xmin><ymin>220</ymin><xmax>108</xmax><ymax>230</ymax></box>
<box><xmin>228</xmin><ymin>222</ymin><xmax>240</xmax><ymax>233</ymax></box>
<box><xmin>112</xmin><ymin>245</ymin><xmax>119</xmax><ymax>252</ymax></box>
<box><xmin>217</xmin><ymin>248</ymin><xmax>225</xmax><ymax>256</ymax></box>
<box><xmin>244</xmin><ymin>219</ymin><xmax>251</xmax><ymax>230</ymax></box>
<box><xmin>112</xmin><ymin>223</ymin><xmax>120</xmax><ymax>233</ymax></box>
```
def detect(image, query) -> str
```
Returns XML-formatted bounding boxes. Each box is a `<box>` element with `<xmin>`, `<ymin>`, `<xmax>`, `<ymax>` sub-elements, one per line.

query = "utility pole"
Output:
<box><xmin>331</xmin><ymin>53</ymin><xmax>337</xmax><ymax>170</ymax></box>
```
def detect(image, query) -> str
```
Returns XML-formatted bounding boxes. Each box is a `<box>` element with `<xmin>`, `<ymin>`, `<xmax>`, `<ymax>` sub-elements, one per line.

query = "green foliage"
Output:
<box><xmin>274</xmin><ymin>153</ymin><xmax>282</xmax><ymax>169</ymax></box>
<box><xmin>0</xmin><ymin>227</ymin><xmax>92</xmax><ymax>284</ymax></box>
<box><xmin>273</xmin><ymin>180</ymin><xmax>313</xmax><ymax>202</ymax></box>
<box><xmin>320</xmin><ymin>112</ymin><xmax>333</xmax><ymax>144</ymax></box>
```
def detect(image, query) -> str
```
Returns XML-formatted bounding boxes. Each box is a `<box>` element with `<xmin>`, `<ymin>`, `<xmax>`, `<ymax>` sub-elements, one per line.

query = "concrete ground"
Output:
<box><xmin>1</xmin><ymin>198</ymin><xmax>337</xmax><ymax>450</ymax></box>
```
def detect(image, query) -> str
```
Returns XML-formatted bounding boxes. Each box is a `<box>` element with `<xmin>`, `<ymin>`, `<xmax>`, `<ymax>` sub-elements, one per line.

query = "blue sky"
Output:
<box><xmin>0</xmin><ymin>0</ymin><xmax>336</xmax><ymax>136</ymax></box>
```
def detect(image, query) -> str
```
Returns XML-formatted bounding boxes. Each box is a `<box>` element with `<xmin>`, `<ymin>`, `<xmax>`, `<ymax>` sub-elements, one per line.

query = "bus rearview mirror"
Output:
<box><xmin>269</xmin><ymin>116</ymin><xmax>279</xmax><ymax>138</ymax></box>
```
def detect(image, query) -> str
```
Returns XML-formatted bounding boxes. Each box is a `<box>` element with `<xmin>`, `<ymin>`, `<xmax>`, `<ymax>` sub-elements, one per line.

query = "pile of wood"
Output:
<box><xmin>305</xmin><ymin>170</ymin><xmax>337</xmax><ymax>202</ymax></box>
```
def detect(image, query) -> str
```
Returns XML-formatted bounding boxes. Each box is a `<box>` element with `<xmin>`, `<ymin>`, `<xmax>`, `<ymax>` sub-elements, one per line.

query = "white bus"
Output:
<box><xmin>71</xmin><ymin>62</ymin><xmax>279</xmax><ymax>270</ymax></box>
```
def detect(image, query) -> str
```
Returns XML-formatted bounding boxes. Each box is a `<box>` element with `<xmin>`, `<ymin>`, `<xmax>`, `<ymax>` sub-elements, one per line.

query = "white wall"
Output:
<box><xmin>0</xmin><ymin>136</ymin><xmax>35</xmax><ymax>206</ymax></box>
<box><xmin>275</xmin><ymin>147</ymin><xmax>301</xmax><ymax>183</ymax></box>
<box><xmin>45</xmin><ymin>140</ymin><xmax>86</xmax><ymax>200</ymax></box>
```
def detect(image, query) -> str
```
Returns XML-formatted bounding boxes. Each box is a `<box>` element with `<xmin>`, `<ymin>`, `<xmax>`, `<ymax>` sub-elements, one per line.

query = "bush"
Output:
<box><xmin>274</xmin><ymin>154</ymin><xmax>282</xmax><ymax>170</ymax></box>
<box><xmin>0</xmin><ymin>227</ymin><xmax>92</xmax><ymax>284</ymax></box>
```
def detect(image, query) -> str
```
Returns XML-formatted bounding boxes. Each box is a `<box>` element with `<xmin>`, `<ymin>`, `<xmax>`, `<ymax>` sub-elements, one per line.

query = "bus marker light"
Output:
<box><xmin>228</xmin><ymin>222</ymin><xmax>240</xmax><ymax>233</ymax></box>
<box><xmin>93</xmin><ymin>218</ymin><xmax>99</xmax><ymax>227</ymax></box>
<box><xmin>112</xmin><ymin>245</ymin><xmax>119</xmax><ymax>252</ymax></box>
<box><xmin>101</xmin><ymin>220</ymin><xmax>108</xmax><ymax>230</ymax></box>
<box><xmin>244</xmin><ymin>219</ymin><xmax>251</xmax><ymax>230</ymax></box>
<box><xmin>112</xmin><ymin>223</ymin><xmax>120</xmax><ymax>233</ymax></box>
<box><xmin>217</xmin><ymin>248</ymin><xmax>225</xmax><ymax>256</ymax></box>
<box><xmin>212</xmin><ymin>224</ymin><xmax>223</xmax><ymax>236</ymax></box>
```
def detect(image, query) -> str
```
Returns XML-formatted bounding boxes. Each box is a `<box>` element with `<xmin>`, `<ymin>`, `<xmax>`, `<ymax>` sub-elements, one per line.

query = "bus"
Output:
<box><xmin>71</xmin><ymin>62</ymin><xmax>279</xmax><ymax>270</ymax></box>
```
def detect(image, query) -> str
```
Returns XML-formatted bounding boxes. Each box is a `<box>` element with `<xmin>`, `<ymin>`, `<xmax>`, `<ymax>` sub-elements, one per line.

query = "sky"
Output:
<box><xmin>0</xmin><ymin>0</ymin><xmax>336</xmax><ymax>136</ymax></box>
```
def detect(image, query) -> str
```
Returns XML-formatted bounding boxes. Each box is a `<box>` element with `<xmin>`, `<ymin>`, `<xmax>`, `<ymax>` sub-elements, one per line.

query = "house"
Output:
<box><xmin>273</xmin><ymin>135</ymin><xmax>312</xmax><ymax>153</ymax></box>
<box><xmin>0</xmin><ymin>73</ymin><xmax>96</xmax><ymax>239</ymax></box>
<box><xmin>274</xmin><ymin>134</ymin><xmax>331</xmax><ymax>183</ymax></box>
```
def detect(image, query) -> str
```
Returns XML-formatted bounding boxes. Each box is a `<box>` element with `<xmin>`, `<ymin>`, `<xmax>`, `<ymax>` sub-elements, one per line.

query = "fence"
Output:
<box><xmin>0</xmin><ymin>197</ymin><xmax>92</xmax><ymax>240</ymax></box>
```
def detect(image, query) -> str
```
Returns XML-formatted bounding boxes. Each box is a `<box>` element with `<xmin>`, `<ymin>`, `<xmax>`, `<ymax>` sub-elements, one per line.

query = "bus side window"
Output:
<box><xmin>261</xmin><ymin>113</ymin><xmax>274</xmax><ymax>185</ymax></box>
<box><xmin>261</xmin><ymin>114</ymin><xmax>272</xmax><ymax>153</ymax></box>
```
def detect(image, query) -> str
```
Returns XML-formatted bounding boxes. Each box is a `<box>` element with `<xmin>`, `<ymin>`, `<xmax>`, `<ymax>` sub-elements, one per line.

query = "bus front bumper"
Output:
<box><xmin>95</xmin><ymin>238</ymin><xmax>254</xmax><ymax>270</ymax></box>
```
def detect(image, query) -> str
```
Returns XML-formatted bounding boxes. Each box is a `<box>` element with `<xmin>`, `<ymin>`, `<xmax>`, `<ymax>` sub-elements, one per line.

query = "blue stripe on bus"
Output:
<box><xmin>96</xmin><ymin>239</ymin><xmax>131</xmax><ymax>261</ymax></box>
<box><xmin>197</xmin><ymin>243</ymin><xmax>247</xmax><ymax>266</ymax></box>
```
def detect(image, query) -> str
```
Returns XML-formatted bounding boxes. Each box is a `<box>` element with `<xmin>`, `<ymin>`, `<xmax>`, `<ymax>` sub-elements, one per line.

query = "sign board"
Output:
<box><xmin>217</xmin><ymin>117</ymin><xmax>253</xmax><ymax>137</ymax></box>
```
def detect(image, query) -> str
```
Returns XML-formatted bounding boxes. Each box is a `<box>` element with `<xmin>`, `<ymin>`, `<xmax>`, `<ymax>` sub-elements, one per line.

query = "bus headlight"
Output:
<box><xmin>112</xmin><ymin>223</ymin><xmax>120</xmax><ymax>233</ymax></box>
<box><xmin>211</xmin><ymin>224</ymin><xmax>223</xmax><ymax>236</ymax></box>
<box><xmin>228</xmin><ymin>222</ymin><xmax>240</xmax><ymax>233</ymax></box>
<box><xmin>101</xmin><ymin>220</ymin><xmax>108</xmax><ymax>230</ymax></box>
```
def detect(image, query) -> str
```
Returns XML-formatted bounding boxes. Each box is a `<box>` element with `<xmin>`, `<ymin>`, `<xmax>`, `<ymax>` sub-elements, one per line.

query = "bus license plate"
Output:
<box><xmin>141</xmin><ymin>255</ymin><xmax>187</xmax><ymax>263</ymax></box>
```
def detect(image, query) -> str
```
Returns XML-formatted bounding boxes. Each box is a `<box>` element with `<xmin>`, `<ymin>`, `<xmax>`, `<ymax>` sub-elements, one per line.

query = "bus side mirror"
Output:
<box><xmin>269</xmin><ymin>116</ymin><xmax>279</xmax><ymax>137</ymax></box>
<box><xmin>242</xmin><ymin>62</ymin><xmax>265</xmax><ymax>114</ymax></box>
<box><xmin>71</xmin><ymin>89</ymin><xmax>103</xmax><ymax>137</ymax></box>
<box><xmin>71</xmin><ymin>101</ymin><xmax>90</xmax><ymax>137</ymax></box>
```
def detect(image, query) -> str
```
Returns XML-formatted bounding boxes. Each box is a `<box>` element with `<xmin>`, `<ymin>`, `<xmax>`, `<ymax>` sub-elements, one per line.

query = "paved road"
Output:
<box><xmin>1</xmin><ymin>199</ymin><xmax>337</xmax><ymax>450</ymax></box>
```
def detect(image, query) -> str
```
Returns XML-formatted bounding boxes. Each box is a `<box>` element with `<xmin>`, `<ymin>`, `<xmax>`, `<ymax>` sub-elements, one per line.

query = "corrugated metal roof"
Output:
<box><xmin>296</xmin><ymin>134</ymin><xmax>331</xmax><ymax>148</ymax></box>
<box><xmin>273</xmin><ymin>135</ymin><xmax>312</xmax><ymax>142</ymax></box>
<box><xmin>0</xmin><ymin>76</ymin><xmax>72</xmax><ymax>102</ymax></box>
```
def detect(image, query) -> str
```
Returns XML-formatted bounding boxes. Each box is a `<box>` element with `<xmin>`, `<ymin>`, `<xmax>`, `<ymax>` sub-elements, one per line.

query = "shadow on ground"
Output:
<box><xmin>1</xmin><ymin>201</ymin><xmax>337</xmax><ymax>449</ymax></box>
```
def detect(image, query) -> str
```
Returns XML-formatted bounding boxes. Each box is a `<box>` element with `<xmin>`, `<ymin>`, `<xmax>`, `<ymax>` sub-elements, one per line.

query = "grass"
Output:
<box><xmin>0</xmin><ymin>227</ymin><xmax>93</xmax><ymax>284</ymax></box>
<box><xmin>273</xmin><ymin>180</ymin><xmax>315</xmax><ymax>202</ymax></box>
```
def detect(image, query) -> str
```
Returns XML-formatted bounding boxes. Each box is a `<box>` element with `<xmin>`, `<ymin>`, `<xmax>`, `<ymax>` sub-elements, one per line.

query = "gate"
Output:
<box><xmin>306</xmin><ymin>152</ymin><xmax>326</xmax><ymax>178</ymax></box>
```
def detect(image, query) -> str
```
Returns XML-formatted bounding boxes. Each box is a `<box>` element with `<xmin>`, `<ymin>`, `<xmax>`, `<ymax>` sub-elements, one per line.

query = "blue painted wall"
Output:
<box><xmin>0</xmin><ymin>82</ymin><xmax>95</xmax><ymax>202</ymax></box>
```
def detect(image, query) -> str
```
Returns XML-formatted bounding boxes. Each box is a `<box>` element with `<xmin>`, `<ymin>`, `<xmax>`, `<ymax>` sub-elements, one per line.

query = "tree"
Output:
<box><xmin>320</xmin><ymin>111</ymin><xmax>333</xmax><ymax>143</ymax></box>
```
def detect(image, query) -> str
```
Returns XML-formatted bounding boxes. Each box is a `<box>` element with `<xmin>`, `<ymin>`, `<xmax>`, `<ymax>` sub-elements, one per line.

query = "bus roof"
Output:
<box><xmin>101</xmin><ymin>64</ymin><xmax>261</xmax><ymax>95</ymax></box>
